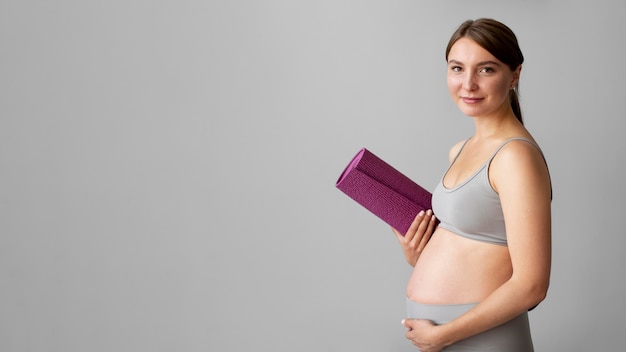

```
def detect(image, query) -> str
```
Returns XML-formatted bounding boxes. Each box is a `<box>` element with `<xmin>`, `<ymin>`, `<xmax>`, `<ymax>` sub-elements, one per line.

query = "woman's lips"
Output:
<box><xmin>462</xmin><ymin>97</ymin><xmax>484</xmax><ymax>104</ymax></box>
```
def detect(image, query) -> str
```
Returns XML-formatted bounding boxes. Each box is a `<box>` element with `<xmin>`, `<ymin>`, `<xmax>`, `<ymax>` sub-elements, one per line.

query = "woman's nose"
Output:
<box><xmin>463</xmin><ymin>73</ymin><xmax>478</xmax><ymax>90</ymax></box>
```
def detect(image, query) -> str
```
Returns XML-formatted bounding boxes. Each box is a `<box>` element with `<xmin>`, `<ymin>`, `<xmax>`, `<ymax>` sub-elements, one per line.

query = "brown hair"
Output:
<box><xmin>445</xmin><ymin>18</ymin><xmax>525</xmax><ymax>124</ymax></box>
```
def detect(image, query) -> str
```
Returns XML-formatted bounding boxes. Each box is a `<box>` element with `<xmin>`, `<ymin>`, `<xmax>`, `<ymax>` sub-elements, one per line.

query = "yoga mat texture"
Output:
<box><xmin>336</xmin><ymin>148</ymin><xmax>432</xmax><ymax>235</ymax></box>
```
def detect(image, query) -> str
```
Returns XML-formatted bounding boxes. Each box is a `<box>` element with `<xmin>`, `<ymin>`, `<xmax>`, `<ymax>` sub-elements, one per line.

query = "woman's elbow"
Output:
<box><xmin>525</xmin><ymin>280</ymin><xmax>550</xmax><ymax>308</ymax></box>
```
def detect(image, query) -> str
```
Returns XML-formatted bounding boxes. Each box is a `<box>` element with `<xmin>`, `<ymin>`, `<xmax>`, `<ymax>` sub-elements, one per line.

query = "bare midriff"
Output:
<box><xmin>406</xmin><ymin>227</ymin><xmax>512</xmax><ymax>304</ymax></box>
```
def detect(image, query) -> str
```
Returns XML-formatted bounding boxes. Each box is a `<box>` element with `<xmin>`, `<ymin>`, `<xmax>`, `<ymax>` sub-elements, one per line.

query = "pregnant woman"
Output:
<box><xmin>393</xmin><ymin>18</ymin><xmax>552</xmax><ymax>351</ymax></box>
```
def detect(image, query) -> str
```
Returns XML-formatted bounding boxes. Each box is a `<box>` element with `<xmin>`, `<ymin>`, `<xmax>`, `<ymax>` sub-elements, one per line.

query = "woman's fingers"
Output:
<box><xmin>410</xmin><ymin>210</ymin><xmax>434</xmax><ymax>244</ymax></box>
<box><xmin>418</xmin><ymin>212</ymin><xmax>437</xmax><ymax>252</ymax></box>
<box><xmin>393</xmin><ymin>210</ymin><xmax>437</xmax><ymax>267</ymax></box>
<box><xmin>405</xmin><ymin>210</ymin><xmax>426</xmax><ymax>240</ymax></box>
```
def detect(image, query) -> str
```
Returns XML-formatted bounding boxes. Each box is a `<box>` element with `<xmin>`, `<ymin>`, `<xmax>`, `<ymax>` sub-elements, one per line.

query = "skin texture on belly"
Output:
<box><xmin>406</xmin><ymin>227</ymin><xmax>513</xmax><ymax>304</ymax></box>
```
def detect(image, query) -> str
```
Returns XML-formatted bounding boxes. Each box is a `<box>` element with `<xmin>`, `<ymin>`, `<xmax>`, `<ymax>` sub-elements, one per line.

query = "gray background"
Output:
<box><xmin>1</xmin><ymin>0</ymin><xmax>624</xmax><ymax>351</ymax></box>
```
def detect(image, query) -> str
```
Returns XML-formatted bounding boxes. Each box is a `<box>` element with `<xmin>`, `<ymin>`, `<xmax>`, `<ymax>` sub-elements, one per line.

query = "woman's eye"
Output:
<box><xmin>450</xmin><ymin>66</ymin><xmax>462</xmax><ymax>72</ymax></box>
<box><xmin>480</xmin><ymin>67</ymin><xmax>495</xmax><ymax>73</ymax></box>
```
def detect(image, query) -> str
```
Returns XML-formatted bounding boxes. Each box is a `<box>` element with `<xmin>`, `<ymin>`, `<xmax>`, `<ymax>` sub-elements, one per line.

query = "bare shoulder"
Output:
<box><xmin>490</xmin><ymin>139</ymin><xmax>550</xmax><ymax>195</ymax></box>
<box><xmin>494</xmin><ymin>139</ymin><xmax>546</xmax><ymax>167</ymax></box>
<box><xmin>447</xmin><ymin>139</ymin><xmax>468</xmax><ymax>163</ymax></box>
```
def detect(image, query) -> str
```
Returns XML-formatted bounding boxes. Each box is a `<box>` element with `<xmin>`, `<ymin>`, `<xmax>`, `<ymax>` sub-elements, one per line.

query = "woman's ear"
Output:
<box><xmin>511</xmin><ymin>64</ymin><xmax>522</xmax><ymax>89</ymax></box>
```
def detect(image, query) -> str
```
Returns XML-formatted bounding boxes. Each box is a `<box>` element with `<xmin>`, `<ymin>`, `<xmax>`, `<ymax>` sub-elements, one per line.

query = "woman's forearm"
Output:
<box><xmin>436</xmin><ymin>276</ymin><xmax>547</xmax><ymax>346</ymax></box>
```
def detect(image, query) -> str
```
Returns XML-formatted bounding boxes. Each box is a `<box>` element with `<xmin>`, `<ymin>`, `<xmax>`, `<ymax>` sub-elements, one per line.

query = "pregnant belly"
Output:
<box><xmin>406</xmin><ymin>227</ymin><xmax>513</xmax><ymax>304</ymax></box>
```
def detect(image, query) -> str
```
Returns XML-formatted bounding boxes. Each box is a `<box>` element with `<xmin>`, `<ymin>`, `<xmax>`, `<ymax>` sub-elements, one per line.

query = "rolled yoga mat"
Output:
<box><xmin>336</xmin><ymin>148</ymin><xmax>433</xmax><ymax>235</ymax></box>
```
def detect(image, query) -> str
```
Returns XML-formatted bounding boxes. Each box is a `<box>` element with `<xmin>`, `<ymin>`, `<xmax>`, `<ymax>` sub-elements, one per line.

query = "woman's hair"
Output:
<box><xmin>445</xmin><ymin>18</ymin><xmax>525</xmax><ymax>124</ymax></box>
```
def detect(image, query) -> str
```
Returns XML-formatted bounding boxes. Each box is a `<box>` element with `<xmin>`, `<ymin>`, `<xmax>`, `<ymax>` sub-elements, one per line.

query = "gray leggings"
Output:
<box><xmin>406</xmin><ymin>298</ymin><xmax>534</xmax><ymax>351</ymax></box>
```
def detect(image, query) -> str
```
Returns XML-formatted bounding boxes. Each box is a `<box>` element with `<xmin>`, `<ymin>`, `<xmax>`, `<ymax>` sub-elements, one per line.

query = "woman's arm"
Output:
<box><xmin>404</xmin><ymin>140</ymin><xmax>552</xmax><ymax>351</ymax></box>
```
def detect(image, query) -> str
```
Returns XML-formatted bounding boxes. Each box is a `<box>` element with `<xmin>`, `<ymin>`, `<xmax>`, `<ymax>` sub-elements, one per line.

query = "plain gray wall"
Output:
<box><xmin>1</xmin><ymin>0</ymin><xmax>624</xmax><ymax>351</ymax></box>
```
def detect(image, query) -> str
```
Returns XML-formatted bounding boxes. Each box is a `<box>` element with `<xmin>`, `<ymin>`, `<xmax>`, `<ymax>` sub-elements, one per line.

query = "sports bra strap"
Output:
<box><xmin>450</xmin><ymin>139</ymin><xmax>470</xmax><ymax>164</ymax></box>
<box><xmin>453</xmin><ymin>137</ymin><xmax>542</xmax><ymax>165</ymax></box>
<box><xmin>489</xmin><ymin>137</ymin><xmax>539</xmax><ymax>162</ymax></box>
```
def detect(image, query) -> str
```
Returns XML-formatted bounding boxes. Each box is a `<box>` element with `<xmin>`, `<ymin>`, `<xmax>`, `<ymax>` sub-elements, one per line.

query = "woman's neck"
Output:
<box><xmin>468</xmin><ymin>100</ymin><xmax>522</xmax><ymax>139</ymax></box>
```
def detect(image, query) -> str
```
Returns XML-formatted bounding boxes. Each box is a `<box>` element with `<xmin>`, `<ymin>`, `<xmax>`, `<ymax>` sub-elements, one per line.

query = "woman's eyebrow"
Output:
<box><xmin>477</xmin><ymin>60</ymin><xmax>501</xmax><ymax>66</ymax></box>
<box><xmin>448</xmin><ymin>59</ymin><xmax>501</xmax><ymax>67</ymax></box>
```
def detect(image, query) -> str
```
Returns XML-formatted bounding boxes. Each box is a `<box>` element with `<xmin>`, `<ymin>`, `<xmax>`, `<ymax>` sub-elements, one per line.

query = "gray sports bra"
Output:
<box><xmin>432</xmin><ymin>137</ymin><xmax>545</xmax><ymax>246</ymax></box>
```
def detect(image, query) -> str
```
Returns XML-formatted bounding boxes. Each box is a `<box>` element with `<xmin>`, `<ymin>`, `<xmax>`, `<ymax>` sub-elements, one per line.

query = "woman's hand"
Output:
<box><xmin>402</xmin><ymin>318</ymin><xmax>445</xmax><ymax>352</ymax></box>
<box><xmin>392</xmin><ymin>210</ymin><xmax>437</xmax><ymax>266</ymax></box>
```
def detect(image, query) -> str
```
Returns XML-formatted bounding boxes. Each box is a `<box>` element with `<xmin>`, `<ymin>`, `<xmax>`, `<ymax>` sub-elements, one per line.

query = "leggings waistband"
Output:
<box><xmin>405</xmin><ymin>297</ymin><xmax>534</xmax><ymax>351</ymax></box>
<box><xmin>406</xmin><ymin>297</ymin><xmax>477</xmax><ymax>324</ymax></box>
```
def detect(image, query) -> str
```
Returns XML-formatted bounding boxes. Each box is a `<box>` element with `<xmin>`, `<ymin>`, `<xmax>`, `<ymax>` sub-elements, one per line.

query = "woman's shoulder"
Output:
<box><xmin>448</xmin><ymin>139</ymin><xmax>469</xmax><ymax>163</ymax></box>
<box><xmin>489</xmin><ymin>136</ymin><xmax>551</xmax><ymax>194</ymax></box>
<box><xmin>495</xmin><ymin>137</ymin><xmax>544</xmax><ymax>160</ymax></box>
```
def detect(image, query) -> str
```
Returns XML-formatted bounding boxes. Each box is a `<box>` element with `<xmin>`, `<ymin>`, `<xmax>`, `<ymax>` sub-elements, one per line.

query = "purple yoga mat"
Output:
<box><xmin>336</xmin><ymin>148</ymin><xmax>432</xmax><ymax>235</ymax></box>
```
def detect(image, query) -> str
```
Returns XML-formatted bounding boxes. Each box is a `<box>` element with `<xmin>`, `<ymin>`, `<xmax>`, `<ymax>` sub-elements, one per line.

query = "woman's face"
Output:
<box><xmin>446</xmin><ymin>37</ymin><xmax>520</xmax><ymax>119</ymax></box>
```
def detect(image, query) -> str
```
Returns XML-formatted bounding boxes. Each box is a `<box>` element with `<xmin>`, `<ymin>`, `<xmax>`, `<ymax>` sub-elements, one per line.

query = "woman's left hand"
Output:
<box><xmin>393</xmin><ymin>209</ymin><xmax>437</xmax><ymax>266</ymax></box>
<box><xmin>402</xmin><ymin>318</ymin><xmax>445</xmax><ymax>352</ymax></box>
